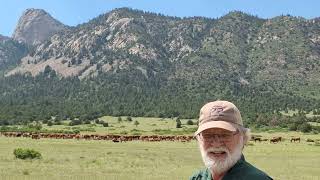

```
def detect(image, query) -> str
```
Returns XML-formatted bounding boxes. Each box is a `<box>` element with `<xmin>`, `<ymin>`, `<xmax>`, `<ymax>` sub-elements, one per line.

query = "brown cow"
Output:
<box><xmin>31</xmin><ymin>133</ymin><xmax>40</xmax><ymax>139</ymax></box>
<box><xmin>112</xmin><ymin>138</ymin><xmax>121</xmax><ymax>143</ymax></box>
<box><xmin>290</xmin><ymin>137</ymin><xmax>300</xmax><ymax>143</ymax></box>
<box><xmin>306</xmin><ymin>138</ymin><xmax>314</xmax><ymax>142</ymax></box>
<box><xmin>253</xmin><ymin>137</ymin><xmax>262</xmax><ymax>142</ymax></box>
<box><xmin>74</xmin><ymin>134</ymin><xmax>81</xmax><ymax>140</ymax></box>
<box><xmin>270</xmin><ymin>137</ymin><xmax>282</xmax><ymax>143</ymax></box>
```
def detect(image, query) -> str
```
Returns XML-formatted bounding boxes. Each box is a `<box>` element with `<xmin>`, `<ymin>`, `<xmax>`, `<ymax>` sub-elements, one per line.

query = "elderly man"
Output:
<box><xmin>190</xmin><ymin>100</ymin><xmax>273</xmax><ymax>180</ymax></box>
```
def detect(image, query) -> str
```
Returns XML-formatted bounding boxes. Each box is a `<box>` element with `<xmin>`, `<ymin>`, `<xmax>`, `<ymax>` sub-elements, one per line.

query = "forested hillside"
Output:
<box><xmin>0</xmin><ymin>8</ymin><xmax>320</xmax><ymax>130</ymax></box>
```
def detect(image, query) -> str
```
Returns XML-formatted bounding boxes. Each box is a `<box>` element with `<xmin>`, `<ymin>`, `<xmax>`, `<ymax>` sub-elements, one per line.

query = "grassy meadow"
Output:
<box><xmin>0</xmin><ymin>117</ymin><xmax>320</xmax><ymax>180</ymax></box>
<box><xmin>41</xmin><ymin>116</ymin><xmax>199</xmax><ymax>135</ymax></box>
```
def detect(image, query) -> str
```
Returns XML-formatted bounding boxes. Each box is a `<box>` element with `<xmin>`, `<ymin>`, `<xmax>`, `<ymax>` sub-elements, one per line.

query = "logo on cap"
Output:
<box><xmin>210</xmin><ymin>106</ymin><xmax>224</xmax><ymax>117</ymax></box>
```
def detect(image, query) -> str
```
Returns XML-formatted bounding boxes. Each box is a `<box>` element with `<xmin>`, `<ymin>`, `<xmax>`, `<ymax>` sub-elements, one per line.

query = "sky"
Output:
<box><xmin>1</xmin><ymin>0</ymin><xmax>320</xmax><ymax>37</ymax></box>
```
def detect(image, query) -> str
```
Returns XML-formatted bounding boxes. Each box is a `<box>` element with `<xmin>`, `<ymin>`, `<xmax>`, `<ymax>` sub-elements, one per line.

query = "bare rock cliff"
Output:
<box><xmin>12</xmin><ymin>8</ymin><xmax>68</xmax><ymax>45</ymax></box>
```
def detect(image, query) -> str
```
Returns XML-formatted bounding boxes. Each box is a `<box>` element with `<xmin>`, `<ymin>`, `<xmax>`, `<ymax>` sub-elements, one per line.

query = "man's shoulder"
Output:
<box><xmin>189</xmin><ymin>168</ymin><xmax>212</xmax><ymax>180</ymax></box>
<box><xmin>236</xmin><ymin>160</ymin><xmax>273</xmax><ymax>180</ymax></box>
<box><xmin>240</xmin><ymin>169</ymin><xmax>273</xmax><ymax>180</ymax></box>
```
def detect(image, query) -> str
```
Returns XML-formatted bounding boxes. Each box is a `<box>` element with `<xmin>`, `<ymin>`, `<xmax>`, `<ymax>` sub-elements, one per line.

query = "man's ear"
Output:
<box><xmin>242</xmin><ymin>128</ymin><xmax>251</xmax><ymax>145</ymax></box>
<box><xmin>196</xmin><ymin>135</ymin><xmax>203</xmax><ymax>145</ymax></box>
<box><xmin>196</xmin><ymin>135</ymin><xmax>200</xmax><ymax>141</ymax></box>
<box><xmin>242</xmin><ymin>136</ymin><xmax>247</xmax><ymax>149</ymax></box>
<box><xmin>243</xmin><ymin>134</ymin><xmax>247</xmax><ymax>144</ymax></box>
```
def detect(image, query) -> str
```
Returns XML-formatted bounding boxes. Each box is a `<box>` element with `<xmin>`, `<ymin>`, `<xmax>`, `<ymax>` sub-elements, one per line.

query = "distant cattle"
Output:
<box><xmin>112</xmin><ymin>138</ymin><xmax>121</xmax><ymax>143</ymax></box>
<box><xmin>0</xmin><ymin>131</ymin><xmax>196</xmax><ymax>143</ymax></box>
<box><xmin>306</xmin><ymin>138</ymin><xmax>314</xmax><ymax>142</ymax></box>
<box><xmin>31</xmin><ymin>134</ymin><xmax>40</xmax><ymax>139</ymax></box>
<box><xmin>270</xmin><ymin>137</ymin><xmax>282</xmax><ymax>143</ymax></box>
<box><xmin>253</xmin><ymin>137</ymin><xmax>262</xmax><ymax>142</ymax></box>
<box><xmin>251</xmin><ymin>135</ymin><xmax>262</xmax><ymax>141</ymax></box>
<box><xmin>290</xmin><ymin>137</ymin><xmax>300</xmax><ymax>143</ymax></box>
<box><xmin>74</xmin><ymin>134</ymin><xmax>81</xmax><ymax>140</ymax></box>
<box><xmin>250</xmin><ymin>135</ymin><xmax>262</xmax><ymax>142</ymax></box>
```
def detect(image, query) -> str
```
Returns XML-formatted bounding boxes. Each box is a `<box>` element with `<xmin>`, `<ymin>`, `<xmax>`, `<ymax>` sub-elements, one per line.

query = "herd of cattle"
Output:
<box><xmin>0</xmin><ymin>131</ymin><xmax>194</xmax><ymax>142</ymax></box>
<box><xmin>0</xmin><ymin>131</ymin><xmax>318</xmax><ymax>144</ymax></box>
<box><xmin>251</xmin><ymin>135</ymin><xmax>318</xmax><ymax>143</ymax></box>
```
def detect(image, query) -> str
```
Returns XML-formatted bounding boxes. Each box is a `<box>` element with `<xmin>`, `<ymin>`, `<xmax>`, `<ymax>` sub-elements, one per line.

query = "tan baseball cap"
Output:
<box><xmin>195</xmin><ymin>100</ymin><xmax>243</xmax><ymax>135</ymax></box>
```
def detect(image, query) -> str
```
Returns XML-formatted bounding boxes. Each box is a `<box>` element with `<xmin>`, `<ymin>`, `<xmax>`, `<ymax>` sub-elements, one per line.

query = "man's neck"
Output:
<box><xmin>212</xmin><ymin>171</ymin><xmax>226</xmax><ymax>180</ymax></box>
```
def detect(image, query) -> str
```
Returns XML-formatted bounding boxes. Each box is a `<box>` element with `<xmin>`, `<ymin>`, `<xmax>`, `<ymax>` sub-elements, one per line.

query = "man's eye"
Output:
<box><xmin>220</xmin><ymin>134</ymin><xmax>231</xmax><ymax>138</ymax></box>
<box><xmin>203</xmin><ymin>134</ymin><xmax>217</xmax><ymax>138</ymax></box>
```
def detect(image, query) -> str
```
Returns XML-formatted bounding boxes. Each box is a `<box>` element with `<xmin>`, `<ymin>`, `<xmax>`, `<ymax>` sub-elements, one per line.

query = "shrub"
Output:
<box><xmin>84</xmin><ymin>120</ymin><xmax>91</xmax><ymax>124</ymax></box>
<box><xmin>42</xmin><ymin>119</ymin><xmax>48</xmax><ymax>124</ymax></box>
<box><xmin>176</xmin><ymin>118</ymin><xmax>182</xmax><ymax>128</ymax></box>
<box><xmin>73</xmin><ymin>129</ymin><xmax>80</xmax><ymax>134</ymax></box>
<box><xmin>312</xmin><ymin>126</ymin><xmax>320</xmax><ymax>133</ymax></box>
<box><xmin>69</xmin><ymin>120</ymin><xmax>82</xmax><ymax>126</ymax></box>
<box><xmin>134</xmin><ymin>120</ymin><xmax>139</xmax><ymax>127</ymax></box>
<box><xmin>298</xmin><ymin>123</ymin><xmax>312</xmax><ymax>133</ymax></box>
<box><xmin>47</xmin><ymin>121</ymin><xmax>53</xmax><ymax>126</ymax></box>
<box><xmin>102</xmin><ymin>122</ymin><xmax>109</xmax><ymax>127</ymax></box>
<box><xmin>14</xmin><ymin>148</ymin><xmax>42</xmax><ymax>160</ymax></box>
<box><xmin>186</xmin><ymin>119</ymin><xmax>194</xmax><ymax>125</ymax></box>
<box><xmin>54</xmin><ymin>120</ymin><xmax>62</xmax><ymax>125</ymax></box>
<box><xmin>22</xmin><ymin>169</ymin><xmax>30</xmax><ymax>175</ymax></box>
<box><xmin>27</xmin><ymin>122</ymin><xmax>42</xmax><ymax>130</ymax></box>
<box><xmin>288</xmin><ymin>123</ymin><xmax>298</xmax><ymax>131</ymax></box>
<box><xmin>126</xmin><ymin>116</ymin><xmax>132</xmax><ymax>122</ymax></box>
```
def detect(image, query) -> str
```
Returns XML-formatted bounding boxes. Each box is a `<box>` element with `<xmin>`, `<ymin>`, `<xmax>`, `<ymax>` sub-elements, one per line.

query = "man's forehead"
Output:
<box><xmin>202</xmin><ymin>128</ymin><xmax>233</xmax><ymax>134</ymax></box>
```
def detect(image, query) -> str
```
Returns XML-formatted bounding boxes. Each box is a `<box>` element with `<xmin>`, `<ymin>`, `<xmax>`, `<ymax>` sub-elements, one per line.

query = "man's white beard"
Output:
<box><xmin>199</xmin><ymin>138</ymin><xmax>243</xmax><ymax>175</ymax></box>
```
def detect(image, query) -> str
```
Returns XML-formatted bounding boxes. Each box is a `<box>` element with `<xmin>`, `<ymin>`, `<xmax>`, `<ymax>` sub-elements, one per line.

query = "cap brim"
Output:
<box><xmin>194</xmin><ymin>121</ymin><xmax>237</xmax><ymax>136</ymax></box>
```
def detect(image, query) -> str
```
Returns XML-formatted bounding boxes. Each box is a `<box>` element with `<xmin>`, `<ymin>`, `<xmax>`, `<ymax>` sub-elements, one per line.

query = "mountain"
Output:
<box><xmin>7</xmin><ymin>9</ymin><xmax>320</xmax><ymax>95</ymax></box>
<box><xmin>248</xmin><ymin>15</ymin><xmax>320</xmax><ymax>91</ymax></box>
<box><xmin>1</xmin><ymin>8</ymin><xmax>67</xmax><ymax>74</ymax></box>
<box><xmin>12</xmin><ymin>8</ymin><xmax>69</xmax><ymax>46</ymax></box>
<box><xmin>0</xmin><ymin>35</ymin><xmax>28</xmax><ymax>73</ymax></box>
<box><xmin>1</xmin><ymin>8</ymin><xmax>320</xmax><ymax>125</ymax></box>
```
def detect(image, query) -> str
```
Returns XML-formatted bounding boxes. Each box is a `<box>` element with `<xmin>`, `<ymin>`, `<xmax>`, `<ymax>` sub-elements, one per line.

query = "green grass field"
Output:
<box><xmin>1</xmin><ymin>117</ymin><xmax>320</xmax><ymax>180</ymax></box>
<box><xmin>0</xmin><ymin>133</ymin><xmax>319</xmax><ymax>180</ymax></box>
<box><xmin>42</xmin><ymin>116</ymin><xmax>198</xmax><ymax>135</ymax></box>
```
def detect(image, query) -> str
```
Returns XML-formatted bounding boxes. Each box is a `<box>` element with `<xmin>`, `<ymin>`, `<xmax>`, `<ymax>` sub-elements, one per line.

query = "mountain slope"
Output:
<box><xmin>0</xmin><ymin>35</ymin><xmax>28</xmax><ymax>74</ymax></box>
<box><xmin>12</xmin><ymin>8</ymin><xmax>68</xmax><ymax>46</ymax></box>
<box><xmin>1</xmin><ymin>8</ymin><xmax>320</xmax><ymax>124</ymax></box>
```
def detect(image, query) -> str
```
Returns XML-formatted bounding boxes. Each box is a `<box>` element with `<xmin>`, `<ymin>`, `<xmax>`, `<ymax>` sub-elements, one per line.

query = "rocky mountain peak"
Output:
<box><xmin>12</xmin><ymin>8</ymin><xmax>68</xmax><ymax>45</ymax></box>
